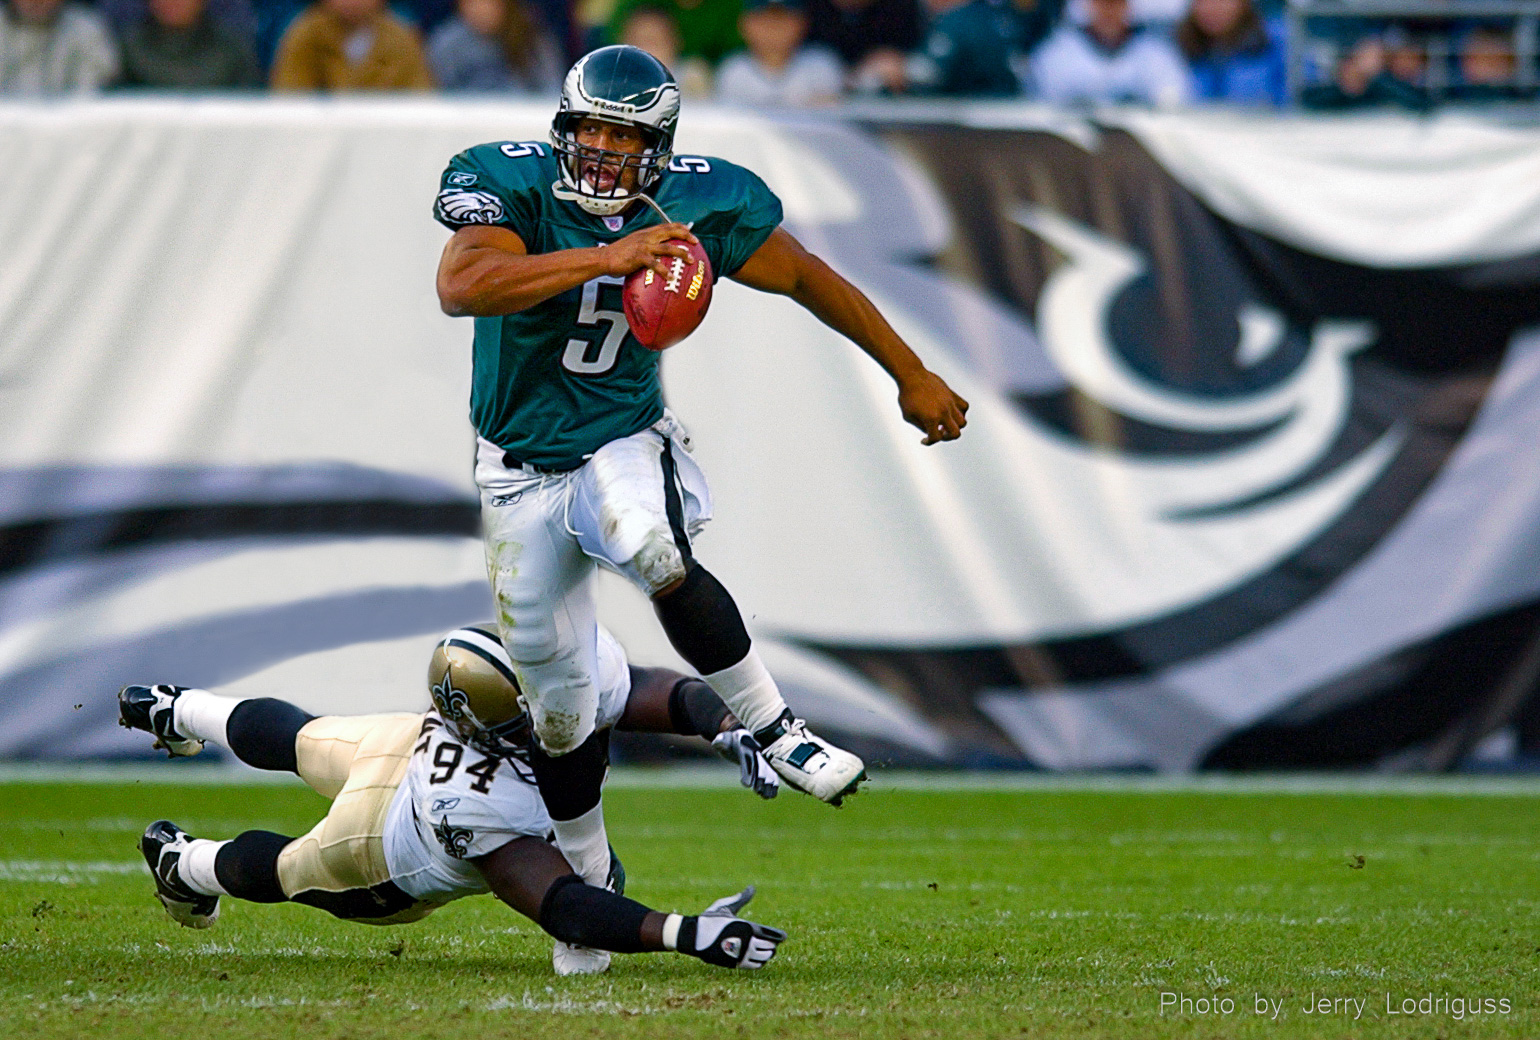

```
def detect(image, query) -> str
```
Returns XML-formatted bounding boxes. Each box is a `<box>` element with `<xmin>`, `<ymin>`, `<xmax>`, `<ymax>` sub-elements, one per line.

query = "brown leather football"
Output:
<box><xmin>623</xmin><ymin>239</ymin><xmax>713</xmax><ymax>351</ymax></box>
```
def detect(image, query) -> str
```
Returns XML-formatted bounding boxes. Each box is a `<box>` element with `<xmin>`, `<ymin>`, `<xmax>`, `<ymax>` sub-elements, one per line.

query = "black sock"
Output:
<box><xmin>668</xmin><ymin>677</ymin><xmax>732</xmax><ymax>738</ymax></box>
<box><xmin>225</xmin><ymin>699</ymin><xmax>315</xmax><ymax>773</ymax></box>
<box><xmin>538</xmin><ymin>874</ymin><xmax>652</xmax><ymax>953</ymax></box>
<box><xmin>213</xmin><ymin>830</ymin><xmax>291</xmax><ymax>903</ymax></box>
<box><xmin>652</xmin><ymin>565</ymin><xmax>752</xmax><ymax>675</ymax></box>
<box><xmin>528</xmin><ymin>728</ymin><xmax>609</xmax><ymax>821</ymax></box>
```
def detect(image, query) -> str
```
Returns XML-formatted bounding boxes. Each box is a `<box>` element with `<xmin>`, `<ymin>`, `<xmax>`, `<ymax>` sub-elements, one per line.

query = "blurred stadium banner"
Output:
<box><xmin>3</xmin><ymin>100</ymin><xmax>1539</xmax><ymax>770</ymax></box>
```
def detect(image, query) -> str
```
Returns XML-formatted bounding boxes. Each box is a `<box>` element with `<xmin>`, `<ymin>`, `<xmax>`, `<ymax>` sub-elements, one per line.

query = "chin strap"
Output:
<box><xmin>637</xmin><ymin>193</ymin><xmax>673</xmax><ymax>223</ymax></box>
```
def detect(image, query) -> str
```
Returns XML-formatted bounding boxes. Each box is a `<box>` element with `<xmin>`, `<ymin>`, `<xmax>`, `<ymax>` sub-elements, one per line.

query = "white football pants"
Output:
<box><xmin>474</xmin><ymin>413</ymin><xmax>711</xmax><ymax>755</ymax></box>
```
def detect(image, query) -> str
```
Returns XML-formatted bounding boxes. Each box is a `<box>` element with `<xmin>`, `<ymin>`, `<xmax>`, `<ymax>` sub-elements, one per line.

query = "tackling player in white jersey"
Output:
<box><xmin>118</xmin><ymin>623</ymin><xmax>784</xmax><ymax>976</ymax></box>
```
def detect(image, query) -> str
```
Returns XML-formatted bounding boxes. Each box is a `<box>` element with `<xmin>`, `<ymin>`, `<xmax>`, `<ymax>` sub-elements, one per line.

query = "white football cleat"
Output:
<box><xmin>552</xmin><ymin>941</ymin><xmax>612</xmax><ymax>976</ymax></box>
<box><xmin>754</xmin><ymin>711</ymin><xmax>866</xmax><ymax>806</ymax></box>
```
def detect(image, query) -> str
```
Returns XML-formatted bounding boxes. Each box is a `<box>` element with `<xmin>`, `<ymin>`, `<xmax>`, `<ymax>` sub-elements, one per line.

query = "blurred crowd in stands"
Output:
<box><xmin>0</xmin><ymin>0</ymin><xmax>1535</xmax><ymax>107</ymax></box>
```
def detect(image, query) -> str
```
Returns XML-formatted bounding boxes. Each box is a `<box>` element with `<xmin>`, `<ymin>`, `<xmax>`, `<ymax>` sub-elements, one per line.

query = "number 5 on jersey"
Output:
<box><xmin>562</xmin><ymin>276</ymin><xmax>628</xmax><ymax>375</ymax></box>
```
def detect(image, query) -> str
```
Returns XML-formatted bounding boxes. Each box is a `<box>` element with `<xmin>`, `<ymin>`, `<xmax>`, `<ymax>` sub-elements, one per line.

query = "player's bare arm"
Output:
<box><xmin>437</xmin><ymin>221</ymin><xmax>698</xmax><ymax>318</ymax></box>
<box><xmin>471</xmin><ymin>837</ymin><xmax>781</xmax><ymax>967</ymax></box>
<box><xmin>731</xmin><ymin>226</ymin><xmax>970</xmax><ymax>445</ymax></box>
<box><xmin>614</xmin><ymin>665</ymin><xmax>734</xmax><ymax>733</ymax></box>
<box><xmin>472</xmin><ymin>835</ymin><xmax>666</xmax><ymax>948</ymax></box>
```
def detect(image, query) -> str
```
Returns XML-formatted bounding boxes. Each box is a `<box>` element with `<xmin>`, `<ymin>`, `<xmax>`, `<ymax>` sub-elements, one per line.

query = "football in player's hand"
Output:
<box><xmin>623</xmin><ymin>240</ymin><xmax>712</xmax><ymax>351</ymax></box>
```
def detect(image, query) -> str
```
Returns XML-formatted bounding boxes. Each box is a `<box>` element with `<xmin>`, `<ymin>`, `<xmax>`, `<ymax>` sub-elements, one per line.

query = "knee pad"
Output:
<box><xmin>502</xmin><ymin>635</ymin><xmax>598</xmax><ymax>755</ymax></box>
<box><xmin>532</xmin><ymin>707</ymin><xmax>594</xmax><ymax>756</ymax></box>
<box><xmin>631</xmin><ymin>529</ymin><xmax>690</xmax><ymax>597</ymax></box>
<box><xmin>528</xmin><ymin>670</ymin><xmax>597</xmax><ymax>755</ymax></box>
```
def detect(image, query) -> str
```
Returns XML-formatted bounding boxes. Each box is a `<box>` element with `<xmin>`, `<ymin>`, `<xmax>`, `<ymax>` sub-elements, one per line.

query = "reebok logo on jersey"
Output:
<box><xmin>490</xmin><ymin>490</ymin><xmax>524</xmax><ymax>506</ymax></box>
<box><xmin>436</xmin><ymin>189</ymin><xmax>506</xmax><ymax>225</ymax></box>
<box><xmin>447</xmin><ymin>172</ymin><xmax>478</xmax><ymax>187</ymax></box>
<box><xmin>431</xmin><ymin>797</ymin><xmax>460</xmax><ymax>812</ymax></box>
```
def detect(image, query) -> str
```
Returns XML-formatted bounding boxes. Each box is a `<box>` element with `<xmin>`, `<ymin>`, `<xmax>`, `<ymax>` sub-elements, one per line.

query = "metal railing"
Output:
<box><xmin>1285</xmin><ymin>0</ymin><xmax>1540</xmax><ymax>101</ymax></box>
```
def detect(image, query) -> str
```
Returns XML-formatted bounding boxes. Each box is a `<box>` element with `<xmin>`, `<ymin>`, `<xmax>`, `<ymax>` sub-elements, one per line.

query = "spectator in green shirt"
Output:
<box><xmin>607</xmin><ymin>0</ymin><xmax>741</xmax><ymax>65</ymax></box>
<box><xmin>907</xmin><ymin>0</ymin><xmax>1025</xmax><ymax>96</ymax></box>
<box><xmin>615</xmin><ymin>2</ymin><xmax>713</xmax><ymax>94</ymax></box>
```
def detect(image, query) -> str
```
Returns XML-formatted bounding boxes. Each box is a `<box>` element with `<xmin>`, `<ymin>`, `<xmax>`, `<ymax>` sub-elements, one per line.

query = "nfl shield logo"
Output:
<box><xmin>603</xmin><ymin>215</ymin><xmax>624</xmax><ymax>232</ymax></box>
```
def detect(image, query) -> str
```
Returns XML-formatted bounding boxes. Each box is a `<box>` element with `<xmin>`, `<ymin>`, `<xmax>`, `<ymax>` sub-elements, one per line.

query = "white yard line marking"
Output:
<box><xmin>0</xmin><ymin>860</ymin><xmax>145</xmax><ymax>884</ymax></box>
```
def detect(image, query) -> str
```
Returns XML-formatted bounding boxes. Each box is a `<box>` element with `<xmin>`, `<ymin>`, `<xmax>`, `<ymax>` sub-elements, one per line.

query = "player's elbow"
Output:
<box><xmin>437</xmin><ymin>271</ymin><xmax>477</xmax><ymax>317</ymax></box>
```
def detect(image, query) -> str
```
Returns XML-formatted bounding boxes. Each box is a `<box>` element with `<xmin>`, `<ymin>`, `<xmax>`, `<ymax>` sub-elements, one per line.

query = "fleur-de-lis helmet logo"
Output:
<box><xmin>431</xmin><ymin>667</ymin><xmax>474</xmax><ymax>725</ymax></box>
<box><xmin>428</xmin><ymin>625</ymin><xmax>532</xmax><ymax>760</ymax></box>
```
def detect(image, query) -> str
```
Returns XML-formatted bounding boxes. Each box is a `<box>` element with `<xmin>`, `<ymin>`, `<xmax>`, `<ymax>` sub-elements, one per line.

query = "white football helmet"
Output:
<box><xmin>550</xmin><ymin>45</ymin><xmax>680</xmax><ymax>216</ymax></box>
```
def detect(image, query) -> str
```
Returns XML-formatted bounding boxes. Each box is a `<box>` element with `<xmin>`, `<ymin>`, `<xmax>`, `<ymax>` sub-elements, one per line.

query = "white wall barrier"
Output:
<box><xmin>3</xmin><ymin>99</ymin><xmax>1538</xmax><ymax>768</ymax></box>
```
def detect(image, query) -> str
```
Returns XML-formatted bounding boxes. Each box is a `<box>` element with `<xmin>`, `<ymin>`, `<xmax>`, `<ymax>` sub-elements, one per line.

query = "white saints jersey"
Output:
<box><xmin>382</xmin><ymin>626</ymin><xmax>634</xmax><ymax>902</ymax></box>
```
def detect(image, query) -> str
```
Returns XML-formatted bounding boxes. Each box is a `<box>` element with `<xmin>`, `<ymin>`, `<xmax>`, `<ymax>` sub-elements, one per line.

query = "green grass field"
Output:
<box><xmin>1</xmin><ymin>772</ymin><xmax>1536</xmax><ymax>1039</ymax></box>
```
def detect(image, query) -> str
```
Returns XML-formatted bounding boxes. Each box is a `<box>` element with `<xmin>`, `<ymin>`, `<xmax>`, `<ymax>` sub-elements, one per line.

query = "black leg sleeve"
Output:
<box><xmin>651</xmin><ymin>564</ymin><xmax>752</xmax><ymax>675</ymax></box>
<box><xmin>538</xmin><ymin>874</ymin><xmax>653</xmax><ymax>953</ymax></box>
<box><xmin>668</xmin><ymin>677</ymin><xmax>732</xmax><ymax>738</ymax></box>
<box><xmin>528</xmin><ymin>727</ymin><xmax>609</xmax><ymax>822</ymax></box>
<box><xmin>213</xmin><ymin>830</ymin><xmax>292</xmax><ymax>903</ymax></box>
<box><xmin>225</xmin><ymin>699</ymin><xmax>315</xmax><ymax>773</ymax></box>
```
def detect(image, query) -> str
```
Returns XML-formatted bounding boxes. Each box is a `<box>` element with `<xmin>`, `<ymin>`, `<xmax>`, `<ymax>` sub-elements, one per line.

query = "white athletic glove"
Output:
<box><xmin>712</xmin><ymin>728</ymin><xmax>780</xmax><ymax>799</ymax></box>
<box><xmin>674</xmin><ymin>886</ymin><xmax>786</xmax><ymax>969</ymax></box>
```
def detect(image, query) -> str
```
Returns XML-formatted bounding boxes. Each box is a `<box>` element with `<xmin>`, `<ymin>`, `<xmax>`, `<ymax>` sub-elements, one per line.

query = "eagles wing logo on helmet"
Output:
<box><xmin>433</xmin><ymin>816</ymin><xmax>474</xmax><ymax>859</ymax></box>
<box><xmin>435</xmin><ymin>189</ymin><xmax>506</xmax><ymax>225</ymax></box>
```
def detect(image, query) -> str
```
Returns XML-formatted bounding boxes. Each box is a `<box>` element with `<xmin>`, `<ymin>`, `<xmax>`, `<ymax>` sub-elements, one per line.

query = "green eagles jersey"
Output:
<box><xmin>434</xmin><ymin>142</ymin><xmax>784</xmax><ymax>470</ymax></box>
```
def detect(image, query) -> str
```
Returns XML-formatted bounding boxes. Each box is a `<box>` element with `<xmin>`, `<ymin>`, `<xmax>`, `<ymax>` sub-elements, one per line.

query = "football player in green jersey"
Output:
<box><xmin>433</xmin><ymin>44</ymin><xmax>969</xmax><ymax>937</ymax></box>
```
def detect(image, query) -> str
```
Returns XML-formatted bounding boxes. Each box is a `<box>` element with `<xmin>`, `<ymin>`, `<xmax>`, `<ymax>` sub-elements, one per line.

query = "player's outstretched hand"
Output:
<box><xmin>602</xmin><ymin>222</ymin><xmax>700</xmax><ymax>278</ymax></box>
<box><xmin>678</xmin><ymin>886</ymin><xmax>786</xmax><ymax>969</ymax></box>
<box><xmin>711</xmin><ymin>728</ymin><xmax>780</xmax><ymax>799</ymax></box>
<box><xmin>899</xmin><ymin>369</ymin><xmax>970</xmax><ymax>445</ymax></box>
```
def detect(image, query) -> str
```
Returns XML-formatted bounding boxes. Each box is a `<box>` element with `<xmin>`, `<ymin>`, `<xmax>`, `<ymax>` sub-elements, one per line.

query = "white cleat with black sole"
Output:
<box><xmin>754</xmin><ymin>710</ymin><xmax>866</xmax><ymax>807</ymax></box>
